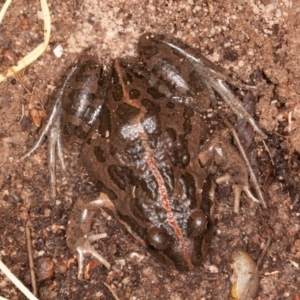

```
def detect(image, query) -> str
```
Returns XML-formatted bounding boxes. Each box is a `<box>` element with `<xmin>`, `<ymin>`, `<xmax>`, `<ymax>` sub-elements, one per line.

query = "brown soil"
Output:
<box><xmin>0</xmin><ymin>1</ymin><xmax>299</xmax><ymax>299</ymax></box>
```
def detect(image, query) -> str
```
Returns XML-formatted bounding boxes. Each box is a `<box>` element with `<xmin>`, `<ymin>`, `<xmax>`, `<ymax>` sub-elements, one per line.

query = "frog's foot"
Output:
<box><xmin>199</xmin><ymin>138</ymin><xmax>260</xmax><ymax>213</ymax></box>
<box><xmin>73</xmin><ymin>235</ymin><xmax>111</xmax><ymax>280</ymax></box>
<box><xmin>216</xmin><ymin>174</ymin><xmax>259</xmax><ymax>213</ymax></box>
<box><xmin>67</xmin><ymin>194</ymin><xmax>115</xmax><ymax>279</ymax></box>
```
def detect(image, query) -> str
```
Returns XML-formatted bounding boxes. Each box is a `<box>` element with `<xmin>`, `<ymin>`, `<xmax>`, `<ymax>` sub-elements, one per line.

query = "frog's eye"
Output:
<box><xmin>146</xmin><ymin>228</ymin><xmax>172</xmax><ymax>251</ymax></box>
<box><xmin>188</xmin><ymin>210</ymin><xmax>213</xmax><ymax>238</ymax></box>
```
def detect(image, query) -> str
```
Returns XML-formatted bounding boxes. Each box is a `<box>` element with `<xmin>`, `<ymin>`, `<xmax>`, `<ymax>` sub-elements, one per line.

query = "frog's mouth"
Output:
<box><xmin>148</xmin><ymin>246</ymin><xmax>193</xmax><ymax>272</ymax></box>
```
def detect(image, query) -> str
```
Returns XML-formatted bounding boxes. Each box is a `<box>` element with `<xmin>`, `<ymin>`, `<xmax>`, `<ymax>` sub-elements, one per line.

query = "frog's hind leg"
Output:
<box><xmin>66</xmin><ymin>193</ymin><xmax>115</xmax><ymax>279</ymax></box>
<box><xmin>157</xmin><ymin>36</ymin><xmax>267</xmax><ymax>139</ymax></box>
<box><xmin>21</xmin><ymin>64</ymin><xmax>78</xmax><ymax>203</ymax></box>
<box><xmin>199</xmin><ymin>137</ymin><xmax>260</xmax><ymax>213</ymax></box>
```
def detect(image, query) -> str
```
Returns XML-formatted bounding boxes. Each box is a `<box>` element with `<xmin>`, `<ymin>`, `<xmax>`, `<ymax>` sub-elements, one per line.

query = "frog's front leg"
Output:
<box><xmin>66</xmin><ymin>192</ymin><xmax>115</xmax><ymax>279</ymax></box>
<box><xmin>198</xmin><ymin>137</ymin><xmax>259</xmax><ymax>213</ymax></box>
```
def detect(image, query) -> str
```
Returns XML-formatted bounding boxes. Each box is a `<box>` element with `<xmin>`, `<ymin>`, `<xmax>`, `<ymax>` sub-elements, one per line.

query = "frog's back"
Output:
<box><xmin>80</xmin><ymin>58</ymin><xmax>208</xmax><ymax>203</ymax></box>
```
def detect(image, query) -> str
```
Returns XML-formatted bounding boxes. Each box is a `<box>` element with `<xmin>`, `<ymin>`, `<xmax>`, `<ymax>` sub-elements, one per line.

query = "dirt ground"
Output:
<box><xmin>0</xmin><ymin>0</ymin><xmax>300</xmax><ymax>299</ymax></box>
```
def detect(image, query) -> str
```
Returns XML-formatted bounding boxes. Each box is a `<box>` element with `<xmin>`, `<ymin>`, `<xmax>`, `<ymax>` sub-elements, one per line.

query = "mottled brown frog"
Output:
<box><xmin>22</xmin><ymin>33</ymin><xmax>265</xmax><ymax>279</ymax></box>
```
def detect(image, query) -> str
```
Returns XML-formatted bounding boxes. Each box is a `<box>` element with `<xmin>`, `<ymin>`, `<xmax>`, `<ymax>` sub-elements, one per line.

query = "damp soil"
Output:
<box><xmin>0</xmin><ymin>1</ymin><xmax>300</xmax><ymax>299</ymax></box>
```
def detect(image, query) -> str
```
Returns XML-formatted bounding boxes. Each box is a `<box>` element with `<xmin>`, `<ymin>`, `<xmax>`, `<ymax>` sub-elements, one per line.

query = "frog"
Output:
<box><xmin>22</xmin><ymin>33</ymin><xmax>266</xmax><ymax>279</ymax></box>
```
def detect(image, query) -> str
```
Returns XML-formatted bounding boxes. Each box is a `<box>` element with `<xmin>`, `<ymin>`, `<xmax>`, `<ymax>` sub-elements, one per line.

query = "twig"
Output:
<box><xmin>15</xmin><ymin>73</ymin><xmax>45</xmax><ymax>110</ymax></box>
<box><xmin>103</xmin><ymin>283</ymin><xmax>120</xmax><ymax>300</ymax></box>
<box><xmin>0</xmin><ymin>0</ymin><xmax>51</xmax><ymax>83</ymax></box>
<box><xmin>257</xmin><ymin>236</ymin><xmax>272</xmax><ymax>268</ymax></box>
<box><xmin>0</xmin><ymin>259</ymin><xmax>39</xmax><ymax>300</ymax></box>
<box><xmin>26</xmin><ymin>221</ymin><xmax>37</xmax><ymax>296</ymax></box>
<box><xmin>0</xmin><ymin>0</ymin><xmax>11</xmax><ymax>24</ymax></box>
<box><xmin>262</xmin><ymin>139</ymin><xmax>274</xmax><ymax>167</ymax></box>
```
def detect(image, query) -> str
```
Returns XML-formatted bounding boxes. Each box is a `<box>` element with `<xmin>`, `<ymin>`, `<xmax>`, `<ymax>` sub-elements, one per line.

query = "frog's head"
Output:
<box><xmin>144</xmin><ymin>209</ymin><xmax>214</xmax><ymax>271</ymax></box>
<box><xmin>117</xmin><ymin>176</ymin><xmax>215</xmax><ymax>271</ymax></box>
<box><xmin>119</xmin><ymin>198</ymin><xmax>213</xmax><ymax>271</ymax></box>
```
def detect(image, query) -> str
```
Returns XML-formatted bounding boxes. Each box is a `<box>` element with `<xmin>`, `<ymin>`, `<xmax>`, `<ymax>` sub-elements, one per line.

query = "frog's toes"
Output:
<box><xmin>216</xmin><ymin>174</ymin><xmax>259</xmax><ymax>213</ymax></box>
<box><xmin>232</xmin><ymin>184</ymin><xmax>259</xmax><ymax>213</ymax></box>
<box><xmin>74</xmin><ymin>236</ymin><xmax>111</xmax><ymax>280</ymax></box>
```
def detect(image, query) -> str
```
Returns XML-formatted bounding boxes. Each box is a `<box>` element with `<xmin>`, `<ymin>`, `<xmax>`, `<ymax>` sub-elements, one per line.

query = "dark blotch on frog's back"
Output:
<box><xmin>94</xmin><ymin>146</ymin><xmax>106</xmax><ymax>163</ymax></box>
<box><xmin>200</xmin><ymin>176</ymin><xmax>214</xmax><ymax>215</ymax></box>
<box><xmin>168</xmin><ymin>135</ymin><xmax>190</xmax><ymax>169</ymax></box>
<box><xmin>112</xmin><ymin>67</ymin><xmax>120</xmax><ymax>84</ymax></box>
<box><xmin>107</xmin><ymin>163</ymin><xmax>159</xmax><ymax>202</ymax></box>
<box><xmin>182</xmin><ymin>106</ymin><xmax>193</xmax><ymax>135</ymax></box>
<box><xmin>63</xmin><ymin>122</ymin><xmax>89</xmax><ymax>141</ymax></box>
<box><xmin>129</xmin><ymin>89</ymin><xmax>141</xmax><ymax>99</ymax></box>
<box><xmin>111</xmin><ymin>84</ymin><xmax>123</xmax><ymax>101</ymax></box>
<box><xmin>166</xmin><ymin>106</ymin><xmax>193</xmax><ymax>168</ymax></box>
<box><xmin>107</xmin><ymin>165</ymin><xmax>137</xmax><ymax>191</ymax></box>
<box><xmin>116</xmin><ymin>103</ymin><xmax>140</xmax><ymax>123</ymax></box>
<box><xmin>110</xmin><ymin>145</ymin><xmax>117</xmax><ymax>156</ymax></box>
<box><xmin>98</xmin><ymin>104</ymin><xmax>111</xmax><ymax>138</ymax></box>
<box><xmin>166</xmin><ymin>101</ymin><xmax>175</xmax><ymax>109</ymax></box>
<box><xmin>147</xmin><ymin>87</ymin><xmax>165</xmax><ymax>99</ymax></box>
<box><xmin>179</xmin><ymin>172</ymin><xmax>197</xmax><ymax>209</ymax></box>
<box><xmin>111</xmin><ymin>64</ymin><xmax>136</xmax><ymax>101</ymax></box>
<box><xmin>141</xmin><ymin>98</ymin><xmax>162</xmax><ymax>149</ymax></box>
<box><xmin>123</xmin><ymin>72</ymin><xmax>134</xmax><ymax>84</ymax></box>
<box><xmin>141</xmin><ymin>98</ymin><xmax>161</xmax><ymax>114</ymax></box>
